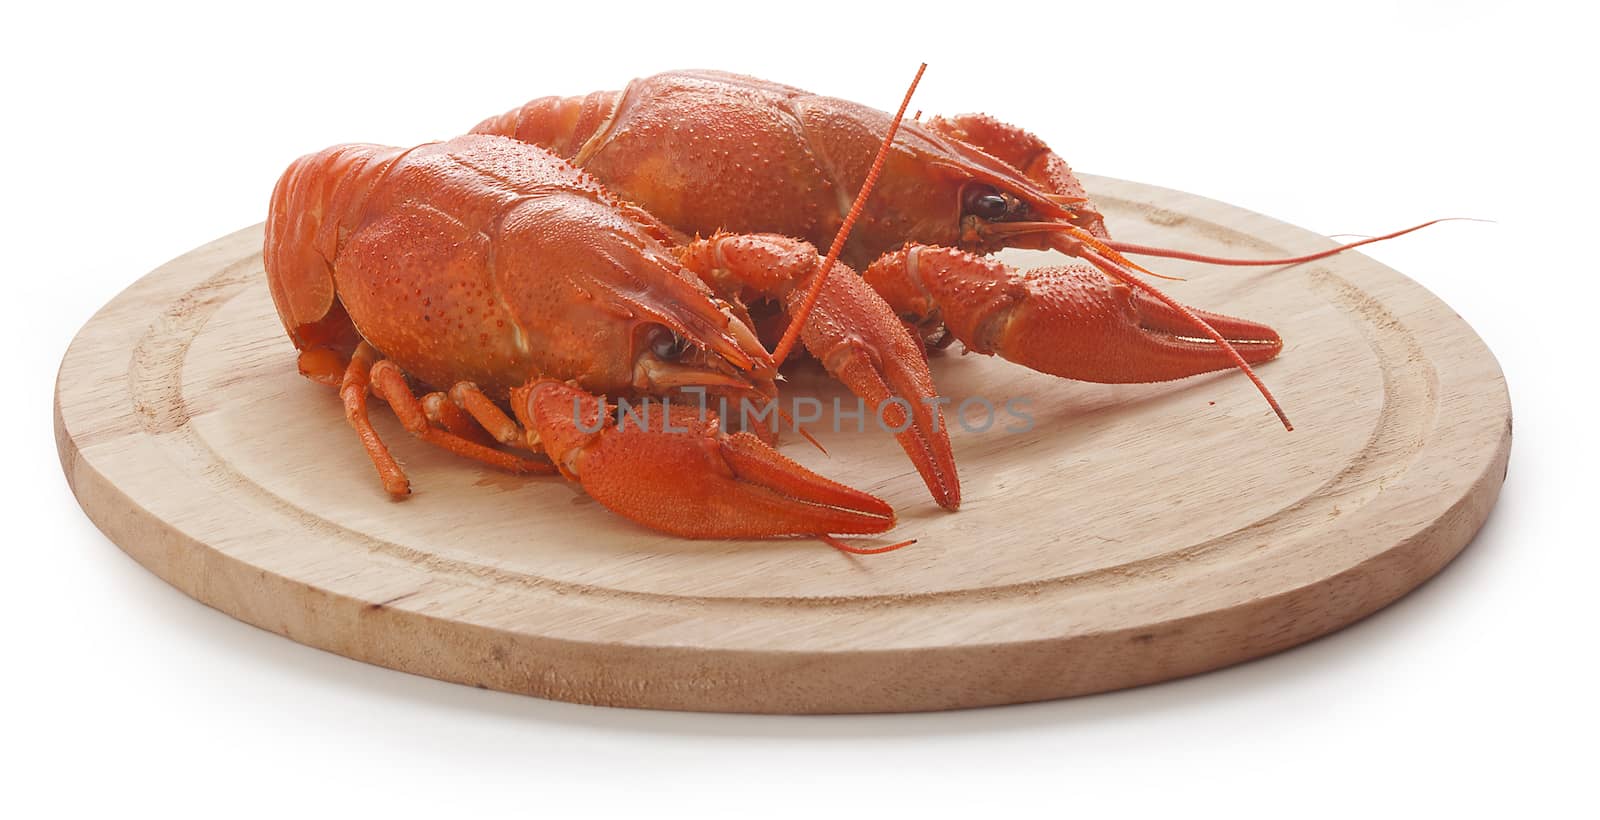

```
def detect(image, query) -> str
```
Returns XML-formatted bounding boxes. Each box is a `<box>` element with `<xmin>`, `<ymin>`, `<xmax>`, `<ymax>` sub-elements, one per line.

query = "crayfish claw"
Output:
<box><xmin>793</xmin><ymin>266</ymin><xmax>962</xmax><ymax>511</ymax></box>
<box><xmin>678</xmin><ymin>233</ymin><xmax>962</xmax><ymax>510</ymax></box>
<box><xmin>524</xmin><ymin>380</ymin><xmax>896</xmax><ymax>539</ymax></box>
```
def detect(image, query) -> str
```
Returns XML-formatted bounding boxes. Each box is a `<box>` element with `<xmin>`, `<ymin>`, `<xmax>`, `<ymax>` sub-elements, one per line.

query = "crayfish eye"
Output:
<box><xmin>646</xmin><ymin>324</ymin><xmax>690</xmax><ymax>360</ymax></box>
<box><xmin>963</xmin><ymin>186</ymin><xmax>1010</xmax><ymax>220</ymax></box>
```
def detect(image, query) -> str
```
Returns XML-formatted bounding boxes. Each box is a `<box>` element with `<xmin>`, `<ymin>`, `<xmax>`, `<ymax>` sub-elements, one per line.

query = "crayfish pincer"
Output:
<box><xmin>264</xmin><ymin>134</ymin><xmax>953</xmax><ymax>548</ymax></box>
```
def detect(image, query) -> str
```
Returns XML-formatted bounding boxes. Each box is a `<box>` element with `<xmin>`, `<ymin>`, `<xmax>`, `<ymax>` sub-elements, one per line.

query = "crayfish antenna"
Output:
<box><xmin>822</xmin><ymin>535</ymin><xmax>916</xmax><ymax>555</ymax></box>
<box><xmin>1062</xmin><ymin>223</ymin><xmax>1186</xmax><ymax>281</ymax></box>
<box><xmin>772</xmin><ymin>62</ymin><xmax>928</xmax><ymax>367</ymax></box>
<box><xmin>1105</xmin><ymin>218</ymin><xmax>1487</xmax><ymax>267</ymax></box>
<box><xmin>987</xmin><ymin>220</ymin><xmax>1188</xmax><ymax>281</ymax></box>
<box><xmin>776</xmin><ymin>405</ymin><xmax>828</xmax><ymax>455</ymax></box>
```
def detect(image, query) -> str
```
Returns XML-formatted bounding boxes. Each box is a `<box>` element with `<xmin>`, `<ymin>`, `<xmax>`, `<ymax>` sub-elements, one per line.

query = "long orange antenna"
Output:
<box><xmin>823</xmin><ymin>534</ymin><xmax>916</xmax><ymax>555</ymax></box>
<box><xmin>1106</xmin><ymin>218</ymin><xmax>1486</xmax><ymax>267</ymax></box>
<box><xmin>772</xmin><ymin>62</ymin><xmax>926</xmax><ymax>367</ymax></box>
<box><xmin>1001</xmin><ymin>220</ymin><xmax>1187</xmax><ymax>281</ymax></box>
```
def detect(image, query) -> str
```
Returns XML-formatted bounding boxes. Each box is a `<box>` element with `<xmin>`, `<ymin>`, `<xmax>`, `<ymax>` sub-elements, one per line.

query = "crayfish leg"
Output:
<box><xmin>367</xmin><ymin>361</ymin><xmax>555</xmax><ymax>479</ymax></box>
<box><xmin>446</xmin><ymin>382</ymin><xmax>526</xmax><ymax>447</ymax></box>
<box><xmin>421</xmin><ymin>392</ymin><xmax>499</xmax><ymax>449</ymax></box>
<box><xmin>339</xmin><ymin>343</ymin><xmax>411</xmax><ymax>498</ymax></box>
<box><xmin>297</xmin><ymin>345</ymin><xmax>348</xmax><ymax>388</ymax></box>
<box><xmin>335</xmin><ymin>343</ymin><xmax>554</xmax><ymax>499</ymax></box>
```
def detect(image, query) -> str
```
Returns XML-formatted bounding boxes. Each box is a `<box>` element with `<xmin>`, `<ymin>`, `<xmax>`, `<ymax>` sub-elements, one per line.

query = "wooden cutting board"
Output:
<box><xmin>54</xmin><ymin>176</ymin><xmax>1511</xmax><ymax>713</ymax></box>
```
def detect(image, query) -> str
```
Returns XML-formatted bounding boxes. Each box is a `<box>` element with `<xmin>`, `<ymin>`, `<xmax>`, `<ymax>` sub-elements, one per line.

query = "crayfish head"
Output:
<box><xmin>952</xmin><ymin>174</ymin><xmax>1108</xmax><ymax>257</ymax></box>
<box><xmin>859</xmin><ymin>131</ymin><xmax>1107</xmax><ymax>261</ymax></box>
<box><xmin>785</xmin><ymin>101</ymin><xmax>1104</xmax><ymax>267</ymax></box>
<box><xmin>626</xmin><ymin>301</ymin><xmax>779</xmax><ymax>422</ymax></box>
<box><xmin>888</xmin><ymin>114</ymin><xmax>1109</xmax><ymax>257</ymax></box>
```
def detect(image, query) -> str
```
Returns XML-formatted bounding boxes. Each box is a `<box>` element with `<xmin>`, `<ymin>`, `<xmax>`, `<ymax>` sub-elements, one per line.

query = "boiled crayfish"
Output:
<box><xmin>266</xmin><ymin>67</ymin><xmax>1320</xmax><ymax>549</ymax></box>
<box><xmin>474</xmin><ymin>70</ymin><xmax>1449</xmax><ymax>434</ymax></box>
<box><xmin>263</xmin><ymin>128</ymin><xmax>967</xmax><ymax>548</ymax></box>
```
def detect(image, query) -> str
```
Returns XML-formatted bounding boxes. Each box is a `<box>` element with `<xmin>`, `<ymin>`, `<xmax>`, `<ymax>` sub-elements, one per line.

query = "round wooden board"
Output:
<box><xmin>55</xmin><ymin>176</ymin><xmax>1511</xmax><ymax>714</ymax></box>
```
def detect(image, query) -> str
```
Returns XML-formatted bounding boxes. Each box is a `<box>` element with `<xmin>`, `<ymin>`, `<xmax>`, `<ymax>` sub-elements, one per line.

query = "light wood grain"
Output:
<box><xmin>54</xmin><ymin>176</ymin><xmax>1511</xmax><ymax>713</ymax></box>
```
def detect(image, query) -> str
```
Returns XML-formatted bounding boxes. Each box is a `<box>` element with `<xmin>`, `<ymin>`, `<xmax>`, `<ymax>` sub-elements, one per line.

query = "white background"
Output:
<box><xmin>6</xmin><ymin>1</ymin><xmax>1594</xmax><ymax>815</ymax></box>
